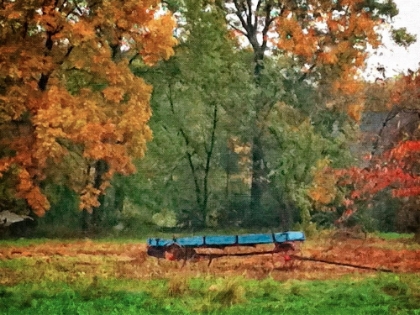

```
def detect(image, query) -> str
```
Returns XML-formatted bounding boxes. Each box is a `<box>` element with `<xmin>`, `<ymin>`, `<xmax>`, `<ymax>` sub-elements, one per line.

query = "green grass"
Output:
<box><xmin>0</xmin><ymin>238</ymin><xmax>64</xmax><ymax>247</ymax></box>
<box><xmin>376</xmin><ymin>232</ymin><xmax>415</xmax><ymax>240</ymax></box>
<box><xmin>1</xmin><ymin>274</ymin><xmax>420</xmax><ymax>314</ymax></box>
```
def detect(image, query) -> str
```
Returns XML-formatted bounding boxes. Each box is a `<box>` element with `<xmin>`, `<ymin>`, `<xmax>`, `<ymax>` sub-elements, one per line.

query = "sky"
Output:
<box><xmin>365</xmin><ymin>0</ymin><xmax>420</xmax><ymax>80</ymax></box>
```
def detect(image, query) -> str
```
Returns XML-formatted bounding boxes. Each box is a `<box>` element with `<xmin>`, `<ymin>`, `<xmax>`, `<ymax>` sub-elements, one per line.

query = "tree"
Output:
<box><xmin>335</xmin><ymin>69</ymin><xmax>420</xmax><ymax>239</ymax></box>
<box><xmin>266</xmin><ymin>100</ymin><xmax>355</xmax><ymax>229</ymax></box>
<box><xmin>130</xmin><ymin>2</ymin><xmax>255</xmax><ymax>227</ymax></box>
<box><xmin>214</xmin><ymin>0</ymin><xmax>401</xmax><ymax>213</ymax></box>
<box><xmin>0</xmin><ymin>1</ymin><xmax>176</xmax><ymax>218</ymax></box>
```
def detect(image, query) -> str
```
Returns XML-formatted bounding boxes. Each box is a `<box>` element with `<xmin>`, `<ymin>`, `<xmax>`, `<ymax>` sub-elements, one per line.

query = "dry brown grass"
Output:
<box><xmin>1</xmin><ymin>235</ymin><xmax>420</xmax><ymax>285</ymax></box>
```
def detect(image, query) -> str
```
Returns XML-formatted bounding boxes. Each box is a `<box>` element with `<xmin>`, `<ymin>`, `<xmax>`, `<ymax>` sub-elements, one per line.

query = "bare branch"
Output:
<box><xmin>57</xmin><ymin>0</ymin><xmax>68</xmax><ymax>11</ymax></box>
<box><xmin>246</xmin><ymin>0</ymin><xmax>254</xmax><ymax>29</ymax></box>
<box><xmin>261</xmin><ymin>3</ymin><xmax>274</xmax><ymax>51</ymax></box>
<box><xmin>232</xmin><ymin>0</ymin><xmax>250</xmax><ymax>34</ymax></box>
<box><xmin>73</xmin><ymin>1</ymin><xmax>84</xmax><ymax>15</ymax></box>
<box><xmin>229</xmin><ymin>23</ymin><xmax>247</xmax><ymax>36</ymax></box>
<box><xmin>254</xmin><ymin>0</ymin><xmax>262</xmax><ymax>26</ymax></box>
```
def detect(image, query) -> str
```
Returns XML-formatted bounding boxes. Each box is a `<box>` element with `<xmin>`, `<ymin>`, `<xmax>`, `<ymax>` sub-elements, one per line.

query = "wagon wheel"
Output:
<box><xmin>288</xmin><ymin>243</ymin><xmax>304</xmax><ymax>269</ymax></box>
<box><xmin>165</xmin><ymin>244</ymin><xmax>197</xmax><ymax>267</ymax></box>
<box><xmin>272</xmin><ymin>242</ymin><xmax>301</xmax><ymax>269</ymax></box>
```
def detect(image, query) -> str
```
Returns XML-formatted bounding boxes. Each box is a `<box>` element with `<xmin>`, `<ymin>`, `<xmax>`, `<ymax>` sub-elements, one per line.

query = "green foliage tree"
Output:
<box><xmin>128</xmin><ymin>1</ymin><xmax>368</xmax><ymax>230</ymax></box>
<box><xmin>240</xmin><ymin>56</ymin><xmax>356</xmax><ymax>228</ymax></box>
<box><xmin>211</xmin><ymin>0</ymin><xmax>403</xmax><ymax>217</ymax></box>
<box><xmin>130</xmin><ymin>2</ymin><xmax>255</xmax><ymax>227</ymax></box>
<box><xmin>125</xmin><ymin>0</ymin><xmax>415</xmax><ymax>232</ymax></box>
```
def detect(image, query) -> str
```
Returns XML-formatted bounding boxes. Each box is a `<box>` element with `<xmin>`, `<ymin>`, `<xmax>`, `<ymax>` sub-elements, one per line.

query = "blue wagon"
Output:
<box><xmin>147</xmin><ymin>231</ymin><xmax>305</xmax><ymax>265</ymax></box>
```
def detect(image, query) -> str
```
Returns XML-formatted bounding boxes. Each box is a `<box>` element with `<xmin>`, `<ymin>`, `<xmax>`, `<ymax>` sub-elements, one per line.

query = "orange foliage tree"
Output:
<box><xmin>0</xmin><ymin>1</ymin><xmax>176</xmax><ymax>216</ymax></box>
<box><xmin>223</xmin><ymin>0</ymin><xmax>399</xmax><ymax>121</ymax></box>
<box><xmin>275</xmin><ymin>1</ymin><xmax>379</xmax><ymax>90</ymax></box>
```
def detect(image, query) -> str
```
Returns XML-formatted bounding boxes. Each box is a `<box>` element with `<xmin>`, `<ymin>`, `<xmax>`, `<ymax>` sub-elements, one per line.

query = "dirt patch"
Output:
<box><xmin>1</xmin><ymin>236</ymin><xmax>419</xmax><ymax>282</ymax></box>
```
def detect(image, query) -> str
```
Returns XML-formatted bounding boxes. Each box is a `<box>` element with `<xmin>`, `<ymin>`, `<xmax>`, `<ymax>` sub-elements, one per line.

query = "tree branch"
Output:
<box><xmin>371</xmin><ymin>106</ymin><xmax>401</xmax><ymax>157</ymax></box>
<box><xmin>232</xmin><ymin>0</ymin><xmax>250</xmax><ymax>35</ymax></box>
<box><xmin>229</xmin><ymin>23</ymin><xmax>247</xmax><ymax>36</ymax></box>
<box><xmin>202</xmin><ymin>103</ymin><xmax>219</xmax><ymax>223</ymax></box>
<box><xmin>261</xmin><ymin>2</ymin><xmax>274</xmax><ymax>51</ymax></box>
<box><xmin>254</xmin><ymin>0</ymin><xmax>262</xmax><ymax>26</ymax></box>
<box><xmin>167</xmin><ymin>82</ymin><xmax>202</xmax><ymax>210</ymax></box>
<box><xmin>246</xmin><ymin>0</ymin><xmax>254</xmax><ymax>30</ymax></box>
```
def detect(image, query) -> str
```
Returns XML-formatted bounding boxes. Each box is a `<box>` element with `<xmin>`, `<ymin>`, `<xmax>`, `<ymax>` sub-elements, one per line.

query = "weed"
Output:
<box><xmin>382</xmin><ymin>280</ymin><xmax>409</xmax><ymax>297</ymax></box>
<box><xmin>209</xmin><ymin>278</ymin><xmax>246</xmax><ymax>307</ymax></box>
<box><xmin>255</xmin><ymin>277</ymin><xmax>283</xmax><ymax>301</ymax></box>
<box><xmin>167</xmin><ymin>275</ymin><xmax>189</xmax><ymax>297</ymax></box>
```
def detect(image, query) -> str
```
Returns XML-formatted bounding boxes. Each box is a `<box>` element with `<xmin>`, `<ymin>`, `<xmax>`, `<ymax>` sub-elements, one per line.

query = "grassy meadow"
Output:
<box><xmin>1</xmin><ymin>234</ymin><xmax>420</xmax><ymax>314</ymax></box>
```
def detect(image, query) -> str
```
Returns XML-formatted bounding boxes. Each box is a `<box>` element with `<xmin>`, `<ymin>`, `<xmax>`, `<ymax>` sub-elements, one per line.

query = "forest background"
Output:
<box><xmin>1</xmin><ymin>0</ymin><xmax>420</xmax><ymax>240</ymax></box>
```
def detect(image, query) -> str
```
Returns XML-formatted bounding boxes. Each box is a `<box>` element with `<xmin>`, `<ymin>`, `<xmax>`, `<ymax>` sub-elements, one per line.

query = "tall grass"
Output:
<box><xmin>1</xmin><ymin>274</ymin><xmax>420</xmax><ymax>314</ymax></box>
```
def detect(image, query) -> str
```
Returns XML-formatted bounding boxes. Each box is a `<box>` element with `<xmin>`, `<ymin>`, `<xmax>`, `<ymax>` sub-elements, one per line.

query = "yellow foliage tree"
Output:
<box><xmin>0</xmin><ymin>0</ymin><xmax>176</xmax><ymax>216</ymax></box>
<box><xmin>307</xmin><ymin>158</ymin><xmax>338</xmax><ymax>210</ymax></box>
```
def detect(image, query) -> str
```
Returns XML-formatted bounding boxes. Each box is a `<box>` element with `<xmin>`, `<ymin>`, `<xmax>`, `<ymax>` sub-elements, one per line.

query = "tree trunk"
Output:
<box><xmin>217</xmin><ymin>0</ymin><xmax>275</xmax><ymax>222</ymax></box>
<box><xmin>81</xmin><ymin>160</ymin><xmax>109</xmax><ymax>233</ymax></box>
<box><xmin>81</xmin><ymin>208</ymin><xmax>90</xmax><ymax>232</ymax></box>
<box><xmin>114</xmin><ymin>183</ymin><xmax>125</xmax><ymax>213</ymax></box>
<box><xmin>415</xmin><ymin>226</ymin><xmax>420</xmax><ymax>244</ymax></box>
<box><xmin>91</xmin><ymin>160</ymin><xmax>109</xmax><ymax>228</ymax></box>
<box><xmin>250</xmin><ymin>134</ymin><xmax>266</xmax><ymax>214</ymax></box>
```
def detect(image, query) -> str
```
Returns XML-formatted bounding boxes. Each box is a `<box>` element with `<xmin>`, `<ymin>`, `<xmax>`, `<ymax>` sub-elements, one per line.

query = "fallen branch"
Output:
<box><xmin>198</xmin><ymin>246</ymin><xmax>293</xmax><ymax>266</ymax></box>
<box><xmin>291</xmin><ymin>255</ymin><xmax>394</xmax><ymax>273</ymax></box>
<box><xmin>198</xmin><ymin>249</ymin><xmax>278</xmax><ymax>263</ymax></box>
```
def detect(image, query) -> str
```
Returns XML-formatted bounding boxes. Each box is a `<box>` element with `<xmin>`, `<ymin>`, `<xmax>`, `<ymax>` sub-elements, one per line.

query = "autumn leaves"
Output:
<box><xmin>0</xmin><ymin>1</ymin><xmax>176</xmax><ymax>215</ymax></box>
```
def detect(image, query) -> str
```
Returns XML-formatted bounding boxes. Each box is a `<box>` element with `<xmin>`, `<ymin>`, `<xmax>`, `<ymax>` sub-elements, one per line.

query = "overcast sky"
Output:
<box><xmin>365</xmin><ymin>0</ymin><xmax>420</xmax><ymax>80</ymax></box>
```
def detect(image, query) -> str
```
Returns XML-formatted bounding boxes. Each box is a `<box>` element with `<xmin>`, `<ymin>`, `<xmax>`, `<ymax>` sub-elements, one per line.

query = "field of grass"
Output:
<box><xmin>1</xmin><ymin>233</ymin><xmax>420</xmax><ymax>314</ymax></box>
<box><xmin>2</xmin><ymin>274</ymin><xmax>420</xmax><ymax>314</ymax></box>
